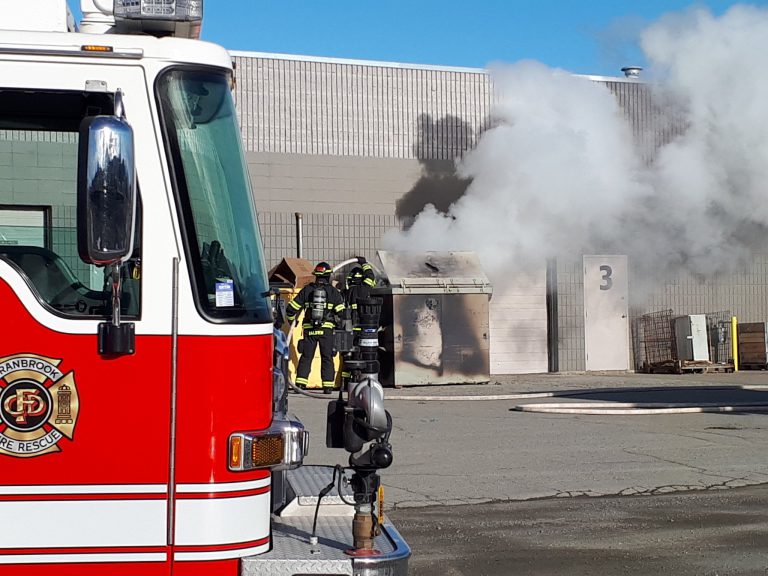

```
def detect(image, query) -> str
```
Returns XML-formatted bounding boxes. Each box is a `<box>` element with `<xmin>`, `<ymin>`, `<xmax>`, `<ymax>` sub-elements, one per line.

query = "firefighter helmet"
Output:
<box><xmin>347</xmin><ymin>266</ymin><xmax>364</xmax><ymax>287</ymax></box>
<box><xmin>312</xmin><ymin>261</ymin><xmax>333</xmax><ymax>277</ymax></box>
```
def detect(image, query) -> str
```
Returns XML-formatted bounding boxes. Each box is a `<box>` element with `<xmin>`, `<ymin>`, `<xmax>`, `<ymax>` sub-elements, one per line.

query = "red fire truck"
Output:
<box><xmin>0</xmin><ymin>1</ymin><xmax>409</xmax><ymax>574</ymax></box>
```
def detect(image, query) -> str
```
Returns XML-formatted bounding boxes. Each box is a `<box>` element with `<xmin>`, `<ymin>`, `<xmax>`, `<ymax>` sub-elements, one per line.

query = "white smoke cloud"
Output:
<box><xmin>641</xmin><ymin>5</ymin><xmax>768</xmax><ymax>268</ymax></box>
<box><xmin>383</xmin><ymin>4</ymin><xmax>768</xmax><ymax>288</ymax></box>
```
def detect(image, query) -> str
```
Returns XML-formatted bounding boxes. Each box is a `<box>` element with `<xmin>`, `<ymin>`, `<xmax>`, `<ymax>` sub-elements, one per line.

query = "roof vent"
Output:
<box><xmin>621</xmin><ymin>66</ymin><xmax>642</xmax><ymax>79</ymax></box>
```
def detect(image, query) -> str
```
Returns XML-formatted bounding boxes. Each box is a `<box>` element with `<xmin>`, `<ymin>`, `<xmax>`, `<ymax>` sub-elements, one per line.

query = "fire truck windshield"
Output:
<box><xmin>157</xmin><ymin>68</ymin><xmax>271</xmax><ymax>323</ymax></box>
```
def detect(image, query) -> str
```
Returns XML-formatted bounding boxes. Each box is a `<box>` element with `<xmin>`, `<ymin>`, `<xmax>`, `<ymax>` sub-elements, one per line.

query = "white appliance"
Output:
<box><xmin>674</xmin><ymin>314</ymin><xmax>710</xmax><ymax>361</ymax></box>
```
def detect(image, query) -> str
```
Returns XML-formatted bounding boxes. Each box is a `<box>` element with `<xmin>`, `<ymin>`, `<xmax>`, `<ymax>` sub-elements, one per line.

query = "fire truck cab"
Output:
<box><xmin>0</xmin><ymin>1</ymin><xmax>409</xmax><ymax>575</ymax></box>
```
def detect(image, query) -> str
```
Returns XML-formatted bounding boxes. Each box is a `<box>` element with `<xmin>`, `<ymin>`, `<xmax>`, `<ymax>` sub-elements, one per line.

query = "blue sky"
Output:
<box><xmin>70</xmin><ymin>1</ymin><xmax>763</xmax><ymax>76</ymax></box>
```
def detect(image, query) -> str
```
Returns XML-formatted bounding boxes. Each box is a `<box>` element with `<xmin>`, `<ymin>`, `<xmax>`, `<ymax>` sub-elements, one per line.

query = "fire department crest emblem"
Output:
<box><xmin>0</xmin><ymin>354</ymin><xmax>79</xmax><ymax>458</ymax></box>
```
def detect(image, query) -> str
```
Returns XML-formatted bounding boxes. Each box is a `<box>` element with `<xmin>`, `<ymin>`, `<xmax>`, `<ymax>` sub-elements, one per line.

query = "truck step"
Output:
<box><xmin>241</xmin><ymin>465</ymin><xmax>410</xmax><ymax>575</ymax></box>
<box><xmin>241</xmin><ymin>514</ymin><xmax>405</xmax><ymax>576</ymax></box>
<box><xmin>279</xmin><ymin>465</ymin><xmax>356</xmax><ymax>516</ymax></box>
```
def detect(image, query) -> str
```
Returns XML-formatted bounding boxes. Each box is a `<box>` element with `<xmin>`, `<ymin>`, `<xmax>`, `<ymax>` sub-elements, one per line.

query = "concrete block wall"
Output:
<box><xmin>0</xmin><ymin>132</ymin><xmax>90</xmax><ymax>283</ymax></box>
<box><xmin>0</xmin><ymin>132</ymin><xmax>76</xmax><ymax>207</ymax></box>
<box><xmin>637</xmin><ymin>258</ymin><xmax>768</xmax><ymax>320</ymax></box>
<box><xmin>245</xmin><ymin>150</ymin><xmax>464</xmax><ymax>270</ymax></box>
<box><xmin>258</xmin><ymin>210</ymin><xmax>402</xmax><ymax>271</ymax></box>
<box><xmin>555</xmin><ymin>258</ymin><xmax>586</xmax><ymax>372</ymax></box>
<box><xmin>246</xmin><ymin>151</ymin><xmax>425</xmax><ymax>216</ymax></box>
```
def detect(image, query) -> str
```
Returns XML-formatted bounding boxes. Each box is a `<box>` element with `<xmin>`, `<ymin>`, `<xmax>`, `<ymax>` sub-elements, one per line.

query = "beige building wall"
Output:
<box><xmin>235</xmin><ymin>51</ymin><xmax>763</xmax><ymax>375</ymax></box>
<box><xmin>246</xmin><ymin>151</ymin><xmax>424</xmax><ymax>215</ymax></box>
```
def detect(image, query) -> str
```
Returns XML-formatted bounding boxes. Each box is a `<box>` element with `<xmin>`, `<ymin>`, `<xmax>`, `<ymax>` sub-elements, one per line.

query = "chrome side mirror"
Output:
<box><xmin>77</xmin><ymin>115</ymin><xmax>136</xmax><ymax>266</ymax></box>
<box><xmin>77</xmin><ymin>90</ymin><xmax>137</xmax><ymax>356</ymax></box>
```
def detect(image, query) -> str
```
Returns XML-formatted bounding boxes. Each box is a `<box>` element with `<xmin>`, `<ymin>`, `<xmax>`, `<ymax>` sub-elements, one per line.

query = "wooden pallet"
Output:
<box><xmin>705</xmin><ymin>363</ymin><xmax>734</xmax><ymax>373</ymax></box>
<box><xmin>644</xmin><ymin>360</ymin><xmax>734</xmax><ymax>374</ymax></box>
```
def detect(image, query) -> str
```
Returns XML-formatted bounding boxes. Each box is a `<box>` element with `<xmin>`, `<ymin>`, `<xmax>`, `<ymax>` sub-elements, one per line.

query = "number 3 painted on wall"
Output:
<box><xmin>599</xmin><ymin>265</ymin><xmax>613</xmax><ymax>291</ymax></box>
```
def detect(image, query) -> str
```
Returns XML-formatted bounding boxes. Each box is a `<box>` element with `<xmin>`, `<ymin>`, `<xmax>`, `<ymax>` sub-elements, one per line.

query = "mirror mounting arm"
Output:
<box><xmin>98</xmin><ymin>261</ymin><xmax>135</xmax><ymax>356</ymax></box>
<box><xmin>114</xmin><ymin>89</ymin><xmax>126</xmax><ymax>120</ymax></box>
<box><xmin>110</xmin><ymin>262</ymin><xmax>122</xmax><ymax>327</ymax></box>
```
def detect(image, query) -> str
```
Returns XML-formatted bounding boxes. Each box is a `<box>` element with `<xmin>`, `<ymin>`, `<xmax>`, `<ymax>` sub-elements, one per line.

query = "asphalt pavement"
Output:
<box><xmin>289</xmin><ymin>371</ymin><xmax>768</xmax><ymax>574</ymax></box>
<box><xmin>389</xmin><ymin>484</ymin><xmax>768</xmax><ymax>576</ymax></box>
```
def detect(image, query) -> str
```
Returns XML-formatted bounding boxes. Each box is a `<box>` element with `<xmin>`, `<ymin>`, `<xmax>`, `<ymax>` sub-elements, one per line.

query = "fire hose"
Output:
<box><xmin>382</xmin><ymin>385</ymin><xmax>768</xmax><ymax>415</ymax></box>
<box><xmin>332</xmin><ymin>257</ymin><xmax>384</xmax><ymax>277</ymax></box>
<box><xmin>510</xmin><ymin>401</ymin><xmax>768</xmax><ymax>415</ymax></box>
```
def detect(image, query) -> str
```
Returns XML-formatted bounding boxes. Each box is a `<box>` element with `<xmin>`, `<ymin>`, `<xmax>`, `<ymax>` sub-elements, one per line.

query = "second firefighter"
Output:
<box><xmin>343</xmin><ymin>257</ymin><xmax>377</xmax><ymax>330</ymax></box>
<box><xmin>286</xmin><ymin>261</ymin><xmax>345</xmax><ymax>393</ymax></box>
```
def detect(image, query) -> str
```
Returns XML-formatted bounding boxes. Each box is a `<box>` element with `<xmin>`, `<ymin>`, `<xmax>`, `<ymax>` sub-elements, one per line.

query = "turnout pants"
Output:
<box><xmin>296</xmin><ymin>327</ymin><xmax>336</xmax><ymax>389</ymax></box>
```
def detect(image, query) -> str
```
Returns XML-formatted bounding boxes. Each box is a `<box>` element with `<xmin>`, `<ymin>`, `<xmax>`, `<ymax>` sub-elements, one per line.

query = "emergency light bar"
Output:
<box><xmin>113</xmin><ymin>0</ymin><xmax>203</xmax><ymax>22</ymax></box>
<box><xmin>110</xmin><ymin>0</ymin><xmax>203</xmax><ymax>38</ymax></box>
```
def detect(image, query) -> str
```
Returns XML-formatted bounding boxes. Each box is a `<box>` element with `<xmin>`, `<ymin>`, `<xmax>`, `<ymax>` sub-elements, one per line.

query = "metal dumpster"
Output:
<box><xmin>373</xmin><ymin>250</ymin><xmax>492</xmax><ymax>387</ymax></box>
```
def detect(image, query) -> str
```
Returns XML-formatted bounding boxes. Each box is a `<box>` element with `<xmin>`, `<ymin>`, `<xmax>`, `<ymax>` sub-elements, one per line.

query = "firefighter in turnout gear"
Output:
<box><xmin>286</xmin><ymin>262</ymin><xmax>345</xmax><ymax>393</ymax></box>
<box><xmin>340</xmin><ymin>257</ymin><xmax>377</xmax><ymax>385</ymax></box>
<box><xmin>343</xmin><ymin>257</ymin><xmax>376</xmax><ymax>329</ymax></box>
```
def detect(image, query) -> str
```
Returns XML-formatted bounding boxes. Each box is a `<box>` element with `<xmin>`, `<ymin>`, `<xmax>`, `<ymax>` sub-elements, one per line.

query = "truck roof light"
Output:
<box><xmin>81</xmin><ymin>44</ymin><xmax>114</xmax><ymax>53</ymax></box>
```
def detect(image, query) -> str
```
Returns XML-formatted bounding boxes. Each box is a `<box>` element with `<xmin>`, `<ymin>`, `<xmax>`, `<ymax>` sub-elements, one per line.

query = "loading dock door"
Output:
<box><xmin>583</xmin><ymin>255</ymin><xmax>629</xmax><ymax>371</ymax></box>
